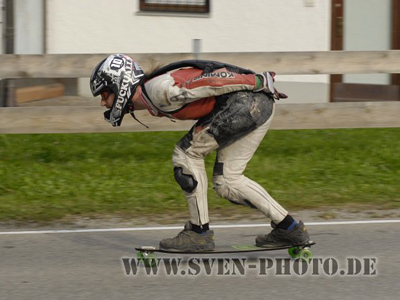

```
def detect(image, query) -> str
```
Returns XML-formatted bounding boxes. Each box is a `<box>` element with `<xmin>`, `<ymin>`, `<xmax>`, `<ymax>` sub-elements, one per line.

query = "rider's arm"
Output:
<box><xmin>145</xmin><ymin>68</ymin><xmax>261</xmax><ymax>104</ymax></box>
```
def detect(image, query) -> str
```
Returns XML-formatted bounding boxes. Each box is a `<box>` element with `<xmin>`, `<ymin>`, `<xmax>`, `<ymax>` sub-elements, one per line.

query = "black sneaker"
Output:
<box><xmin>256</xmin><ymin>221</ymin><xmax>310</xmax><ymax>248</ymax></box>
<box><xmin>159</xmin><ymin>221</ymin><xmax>215</xmax><ymax>252</ymax></box>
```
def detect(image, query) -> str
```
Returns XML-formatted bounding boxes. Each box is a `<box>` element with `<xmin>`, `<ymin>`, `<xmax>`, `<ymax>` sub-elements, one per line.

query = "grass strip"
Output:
<box><xmin>0</xmin><ymin>128</ymin><xmax>399</xmax><ymax>222</ymax></box>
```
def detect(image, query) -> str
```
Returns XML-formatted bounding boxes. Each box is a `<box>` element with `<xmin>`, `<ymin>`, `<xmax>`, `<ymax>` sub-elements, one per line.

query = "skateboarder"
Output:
<box><xmin>90</xmin><ymin>54</ymin><xmax>310</xmax><ymax>251</ymax></box>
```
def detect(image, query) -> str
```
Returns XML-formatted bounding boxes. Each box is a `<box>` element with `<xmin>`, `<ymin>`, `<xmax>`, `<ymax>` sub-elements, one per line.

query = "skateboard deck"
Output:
<box><xmin>136</xmin><ymin>241</ymin><xmax>315</xmax><ymax>254</ymax></box>
<box><xmin>135</xmin><ymin>241</ymin><xmax>315</xmax><ymax>266</ymax></box>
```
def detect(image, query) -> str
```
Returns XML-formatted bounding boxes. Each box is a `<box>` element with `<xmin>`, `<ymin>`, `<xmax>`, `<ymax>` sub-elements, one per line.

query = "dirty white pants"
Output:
<box><xmin>172</xmin><ymin>91</ymin><xmax>288</xmax><ymax>226</ymax></box>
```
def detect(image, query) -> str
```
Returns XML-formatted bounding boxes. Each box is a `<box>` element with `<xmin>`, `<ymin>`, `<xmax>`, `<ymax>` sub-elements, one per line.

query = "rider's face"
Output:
<box><xmin>100</xmin><ymin>90</ymin><xmax>114</xmax><ymax>109</ymax></box>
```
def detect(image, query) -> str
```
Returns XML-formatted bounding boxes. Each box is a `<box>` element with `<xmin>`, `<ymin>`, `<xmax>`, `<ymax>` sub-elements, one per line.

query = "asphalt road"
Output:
<box><xmin>1</xmin><ymin>221</ymin><xmax>399</xmax><ymax>300</ymax></box>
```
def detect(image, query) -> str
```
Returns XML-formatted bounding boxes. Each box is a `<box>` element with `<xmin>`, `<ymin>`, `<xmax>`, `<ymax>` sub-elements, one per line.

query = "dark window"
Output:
<box><xmin>140</xmin><ymin>0</ymin><xmax>210</xmax><ymax>13</ymax></box>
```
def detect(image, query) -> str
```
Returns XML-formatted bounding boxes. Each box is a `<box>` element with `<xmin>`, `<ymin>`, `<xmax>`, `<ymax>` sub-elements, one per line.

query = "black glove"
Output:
<box><xmin>254</xmin><ymin>71</ymin><xmax>288</xmax><ymax>100</ymax></box>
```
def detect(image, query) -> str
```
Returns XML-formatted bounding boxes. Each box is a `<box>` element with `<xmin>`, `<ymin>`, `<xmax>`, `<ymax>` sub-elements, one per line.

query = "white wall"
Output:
<box><xmin>14</xmin><ymin>0</ymin><xmax>44</xmax><ymax>54</ymax></box>
<box><xmin>46</xmin><ymin>0</ymin><xmax>331</xmax><ymax>101</ymax></box>
<box><xmin>344</xmin><ymin>0</ymin><xmax>391</xmax><ymax>85</ymax></box>
<box><xmin>47</xmin><ymin>0</ymin><xmax>330</xmax><ymax>54</ymax></box>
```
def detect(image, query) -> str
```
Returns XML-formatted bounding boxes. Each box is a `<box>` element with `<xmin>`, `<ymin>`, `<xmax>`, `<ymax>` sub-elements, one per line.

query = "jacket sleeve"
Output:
<box><xmin>170</xmin><ymin>67</ymin><xmax>257</xmax><ymax>101</ymax></box>
<box><xmin>144</xmin><ymin>68</ymin><xmax>257</xmax><ymax>109</ymax></box>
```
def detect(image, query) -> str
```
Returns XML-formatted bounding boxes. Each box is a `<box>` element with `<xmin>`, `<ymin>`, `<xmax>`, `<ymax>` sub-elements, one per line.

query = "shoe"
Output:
<box><xmin>159</xmin><ymin>221</ymin><xmax>215</xmax><ymax>252</ymax></box>
<box><xmin>256</xmin><ymin>221</ymin><xmax>310</xmax><ymax>248</ymax></box>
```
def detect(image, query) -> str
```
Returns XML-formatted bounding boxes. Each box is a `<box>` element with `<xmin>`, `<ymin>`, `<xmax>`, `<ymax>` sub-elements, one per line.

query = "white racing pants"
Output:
<box><xmin>172</xmin><ymin>91</ymin><xmax>288</xmax><ymax>226</ymax></box>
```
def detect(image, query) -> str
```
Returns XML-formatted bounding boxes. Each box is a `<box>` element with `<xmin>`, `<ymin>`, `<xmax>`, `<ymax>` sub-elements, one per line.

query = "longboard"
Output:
<box><xmin>135</xmin><ymin>241</ymin><xmax>315</xmax><ymax>266</ymax></box>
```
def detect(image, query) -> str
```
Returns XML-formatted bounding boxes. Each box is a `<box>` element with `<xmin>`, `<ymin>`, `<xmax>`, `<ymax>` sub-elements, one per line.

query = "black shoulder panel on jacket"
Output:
<box><xmin>147</xmin><ymin>59</ymin><xmax>255</xmax><ymax>80</ymax></box>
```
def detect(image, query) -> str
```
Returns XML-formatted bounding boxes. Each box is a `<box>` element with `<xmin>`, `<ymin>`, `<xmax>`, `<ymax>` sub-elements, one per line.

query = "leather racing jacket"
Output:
<box><xmin>138</xmin><ymin>67</ymin><xmax>259</xmax><ymax>120</ymax></box>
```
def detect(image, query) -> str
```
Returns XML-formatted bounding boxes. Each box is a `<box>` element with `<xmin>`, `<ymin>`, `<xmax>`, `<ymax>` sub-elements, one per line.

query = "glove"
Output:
<box><xmin>254</xmin><ymin>71</ymin><xmax>288</xmax><ymax>100</ymax></box>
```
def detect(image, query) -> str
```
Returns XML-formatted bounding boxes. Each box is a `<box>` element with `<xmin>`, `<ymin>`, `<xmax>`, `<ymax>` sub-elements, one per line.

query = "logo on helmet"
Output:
<box><xmin>110</xmin><ymin>57</ymin><xmax>125</xmax><ymax>70</ymax></box>
<box><xmin>115</xmin><ymin>58</ymin><xmax>133</xmax><ymax>110</ymax></box>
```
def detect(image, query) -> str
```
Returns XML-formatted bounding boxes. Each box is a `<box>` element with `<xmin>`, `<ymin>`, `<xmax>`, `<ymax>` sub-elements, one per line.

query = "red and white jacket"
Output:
<box><xmin>138</xmin><ymin>67</ymin><xmax>258</xmax><ymax>120</ymax></box>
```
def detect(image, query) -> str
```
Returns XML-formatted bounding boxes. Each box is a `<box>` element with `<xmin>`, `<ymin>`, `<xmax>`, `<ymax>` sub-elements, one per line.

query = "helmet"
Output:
<box><xmin>90</xmin><ymin>54</ymin><xmax>144</xmax><ymax>127</ymax></box>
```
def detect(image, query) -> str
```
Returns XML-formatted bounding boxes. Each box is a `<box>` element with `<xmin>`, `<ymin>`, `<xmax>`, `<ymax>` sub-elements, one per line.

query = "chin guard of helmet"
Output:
<box><xmin>103</xmin><ymin>104</ymin><xmax>149</xmax><ymax>128</ymax></box>
<box><xmin>104</xmin><ymin>108</ymin><xmax>124</xmax><ymax>127</ymax></box>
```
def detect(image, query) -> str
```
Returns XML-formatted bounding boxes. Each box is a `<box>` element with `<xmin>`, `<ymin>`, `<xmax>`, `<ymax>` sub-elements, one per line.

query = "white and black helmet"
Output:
<box><xmin>90</xmin><ymin>54</ymin><xmax>144</xmax><ymax>127</ymax></box>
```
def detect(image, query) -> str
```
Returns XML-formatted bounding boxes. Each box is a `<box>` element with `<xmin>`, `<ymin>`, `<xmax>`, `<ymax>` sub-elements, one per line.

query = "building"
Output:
<box><xmin>2</xmin><ymin>0</ymin><xmax>399</xmax><ymax>104</ymax></box>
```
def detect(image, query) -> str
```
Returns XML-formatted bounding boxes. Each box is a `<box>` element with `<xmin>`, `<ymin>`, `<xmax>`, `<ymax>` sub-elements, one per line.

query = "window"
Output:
<box><xmin>139</xmin><ymin>0</ymin><xmax>210</xmax><ymax>14</ymax></box>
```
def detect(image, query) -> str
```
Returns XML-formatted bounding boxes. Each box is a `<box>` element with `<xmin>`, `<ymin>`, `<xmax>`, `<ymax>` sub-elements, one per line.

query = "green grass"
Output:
<box><xmin>0</xmin><ymin>128</ymin><xmax>399</xmax><ymax>222</ymax></box>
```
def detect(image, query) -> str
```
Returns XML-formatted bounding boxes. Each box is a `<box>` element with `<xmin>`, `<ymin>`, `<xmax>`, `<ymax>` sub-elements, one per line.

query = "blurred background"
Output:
<box><xmin>0</xmin><ymin>0</ymin><xmax>399</xmax><ymax>219</ymax></box>
<box><xmin>0</xmin><ymin>0</ymin><xmax>399</xmax><ymax>217</ymax></box>
<box><xmin>0</xmin><ymin>0</ymin><xmax>399</xmax><ymax>108</ymax></box>
<box><xmin>1</xmin><ymin>2</ymin><xmax>400</xmax><ymax>299</ymax></box>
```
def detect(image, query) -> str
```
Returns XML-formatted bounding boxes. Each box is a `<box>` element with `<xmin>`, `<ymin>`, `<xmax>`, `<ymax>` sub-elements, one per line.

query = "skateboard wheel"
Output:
<box><xmin>137</xmin><ymin>251</ymin><xmax>157</xmax><ymax>267</ymax></box>
<box><xmin>298</xmin><ymin>249</ymin><xmax>312</xmax><ymax>262</ymax></box>
<box><xmin>137</xmin><ymin>251</ymin><xmax>145</xmax><ymax>263</ymax></box>
<box><xmin>288</xmin><ymin>247</ymin><xmax>301</xmax><ymax>258</ymax></box>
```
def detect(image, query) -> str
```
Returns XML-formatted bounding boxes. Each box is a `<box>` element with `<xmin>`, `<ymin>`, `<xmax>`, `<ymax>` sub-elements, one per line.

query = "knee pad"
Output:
<box><xmin>174</xmin><ymin>167</ymin><xmax>198</xmax><ymax>193</ymax></box>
